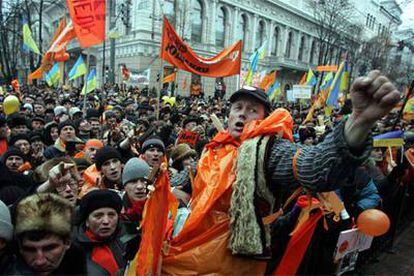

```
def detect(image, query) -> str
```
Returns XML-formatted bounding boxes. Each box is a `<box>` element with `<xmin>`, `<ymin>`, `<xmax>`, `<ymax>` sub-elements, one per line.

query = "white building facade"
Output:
<box><xmin>37</xmin><ymin>0</ymin><xmax>403</xmax><ymax>96</ymax></box>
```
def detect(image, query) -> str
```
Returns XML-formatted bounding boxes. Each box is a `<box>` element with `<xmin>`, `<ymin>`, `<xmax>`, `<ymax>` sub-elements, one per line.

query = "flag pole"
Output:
<box><xmin>156</xmin><ymin>57</ymin><xmax>164</xmax><ymax>121</ymax></box>
<box><xmin>82</xmin><ymin>49</ymin><xmax>91</xmax><ymax>113</ymax></box>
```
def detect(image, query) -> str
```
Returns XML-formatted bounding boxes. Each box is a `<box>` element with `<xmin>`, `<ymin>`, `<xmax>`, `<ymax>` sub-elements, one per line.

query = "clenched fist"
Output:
<box><xmin>345</xmin><ymin>70</ymin><xmax>400</xmax><ymax>149</ymax></box>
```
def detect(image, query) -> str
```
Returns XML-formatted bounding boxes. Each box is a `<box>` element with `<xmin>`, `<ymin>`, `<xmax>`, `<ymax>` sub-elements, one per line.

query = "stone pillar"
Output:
<box><xmin>232</xmin><ymin>7</ymin><xmax>240</xmax><ymax>43</ymax></box>
<box><xmin>206</xmin><ymin>0</ymin><xmax>216</xmax><ymax>45</ymax></box>
<box><xmin>267</xmin><ymin>21</ymin><xmax>273</xmax><ymax>56</ymax></box>
<box><xmin>251</xmin><ymin>15</ymin><xmax>258</xmax><ymax>52</ymax></box>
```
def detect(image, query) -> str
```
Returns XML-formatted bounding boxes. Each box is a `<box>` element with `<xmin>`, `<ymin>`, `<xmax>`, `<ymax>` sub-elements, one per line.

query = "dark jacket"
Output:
<box><xmin>5</xmin><ymin>244</ymin><xmax>87</xmax><ymax>275</ymax></box>
<box><xmin>74</xmin><ymin>224</ymin><xmax>126</xmax><ymax>275</ymax></box>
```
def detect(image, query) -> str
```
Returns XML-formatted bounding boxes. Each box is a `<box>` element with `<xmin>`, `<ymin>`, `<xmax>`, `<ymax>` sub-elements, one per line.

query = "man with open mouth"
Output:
<box><xmin>141</xmin><ymin>136</ymin><xmax>165</xmax><ymax>168</ymax></box>
<box><xmin>160</xmin><ymin>71</ymin><xmax>401</xmax><ymax>275</ymax></box>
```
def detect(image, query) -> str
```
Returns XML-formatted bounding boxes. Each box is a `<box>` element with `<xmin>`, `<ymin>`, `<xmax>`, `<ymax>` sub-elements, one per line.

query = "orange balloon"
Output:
<box><xmin>357</xmin><ymin>209</ymin><xmax>390</xmax><ymax>237</ymax></box>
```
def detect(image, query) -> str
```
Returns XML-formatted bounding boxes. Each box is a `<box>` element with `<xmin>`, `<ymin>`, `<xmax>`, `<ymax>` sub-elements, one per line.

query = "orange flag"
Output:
<box><xmin>259</xmin><ymin>71</ymin><xmax>277</xmax><ymax>92</ymax></box>
<box><xmin>160</xmin><ymin>17</ymin><xmax>242</xmax><ymax>77</ymax></box>
<box><xmin>163</xmin><ymin>72</ymin><xmax>176</xmax><ymax>83</ymax></box>
<box><xmin>126</xmin><ymin>167</ymin><xmax>178</xmax><ymax>276</ymax></box>
<box><xmin>66</xmin><ymin>0</ymin><xmax>106</xmax><ymax>48</ymax></box>
<box><xmin>299</xmin><ymin>72</ymin><xmax>308</xmax><ymax>85</ymax></box>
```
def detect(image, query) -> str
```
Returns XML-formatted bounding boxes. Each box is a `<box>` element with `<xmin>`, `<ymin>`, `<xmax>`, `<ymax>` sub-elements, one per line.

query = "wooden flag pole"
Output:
<box><xmin>82</xmin><ymin>49</ymin><xmax>91</xmax><ymax>113</ymax></box>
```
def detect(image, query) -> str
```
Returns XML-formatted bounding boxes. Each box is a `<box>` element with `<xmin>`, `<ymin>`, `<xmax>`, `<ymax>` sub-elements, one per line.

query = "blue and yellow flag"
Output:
<box><xmin>245</xmin><ymin>40</ymin><xmax>268</xmax><ymax>85</ymax></box>
<box><xmin>326</xmin><ymin>59</ymin><xmax>348</xmax><ymax>107</ymax></box>
<box><xmin>81</xmin><ymin>69</ymin><xmax>97</xmax><ymax>95</ymax></box>
<box><xmin>267</xmin><ymin>80</ymin><xmax>281</xmax><ymax>102</ymax></box>
<box><xmin>306</xmin><ymin>68</ymin><xmax>317</xmax><ymax>86</ymax></box>
<box><xmin>22</xmin><ymin>19</ymin><xmax>40</xmax><ymax>54</ymax></box>
<box><xmin>44</xmin><ymin>63</ymin><xmax>60</xmax><ymax>86</ymax></box>
<box><xmin>68</xmin><ymin>56</ymin><xmax>87</xmax><ymax>80</ymax></box>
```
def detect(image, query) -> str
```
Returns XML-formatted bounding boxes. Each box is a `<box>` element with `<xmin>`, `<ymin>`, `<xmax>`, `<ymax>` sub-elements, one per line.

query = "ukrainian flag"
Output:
<box><xmin>245</xmin><ymin>40</ymin><xmax>268</xmax><ymax>85</ymax></box>
<box><xmin>306</xmin><ymin>68</ymin><xmax>317</xmax><ymax>86</ymax></box>
<box><xmin>326</xmin><ymin>59</ymin><xmax>348</xmax><ymax>107</ymax></box>
<box><xmin>44</xmin><ymin>63</ymin><xmax>60</xmax><ymax>86</ymax></box>
<box><xmin>22</xmin><ymin>19</ymin><xmax>40</xmax><ymax>54</ymax></box>
<box><xmin>81</xmin><ymin>69</ymin><xmax>97</xmax><ymax>95</ymax></box>
<box><xmin>68</xmin><ymin>56</ymin><xmax>87</xmax><ymax>80</ymax></box>
<box><xmin>267</xmin><ymin>80</ymin><xmax>281</xmax><ymax>102</ymax></box>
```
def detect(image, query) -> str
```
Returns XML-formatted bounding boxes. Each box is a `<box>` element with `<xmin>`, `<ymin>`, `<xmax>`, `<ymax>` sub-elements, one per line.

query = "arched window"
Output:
<box><xmin>298</xmin><ymin>36</ymin><xmax>305</xmax><ymax>61</ymax></box>
<box><xmin>309</xmin><ymin>40</ymin><xmax>316</xmax><ymax>64</ymax></box>
<box><xmin>285</xmin><ymin>32</ymin><xmax>293</xmax><ymax>58</ymax></box>
<box><xmin>271</xmin><ymin>27</ymin><xmax>279</xmax><ymax>56</ymax></box>
<box><xmin>238</xmin><ymin>14</ymin><xmax>248</xmax><ymax>51</ymax></box>
<box><xmin>255</xmin><ymin>20</ymin><xmax>265</xmax><ymax>49</ymax></box>
<box><xmin>191</xmin><ymin>0</ymin><xmax>203</xmax><ymax>43</ymax></box>
<box><xmin>216</xmin><ymin>7</ymin><xmax>226</xmax><ymax>47</ymax></box>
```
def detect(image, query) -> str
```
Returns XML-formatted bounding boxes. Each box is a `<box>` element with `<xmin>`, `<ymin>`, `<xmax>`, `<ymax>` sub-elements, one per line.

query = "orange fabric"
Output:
<box><xmin>28</xmin><ymin>68</ymin><xmax>44</xmax><ymax>81</ymax></box>
<box><xmin>66</xmin><ymin>0</ymin><xmax>106</xmax><ymax>48</ymax></box>
<box><xmin>127</xmin><ymin>168</ymin><xmax>178</xmax><ymax>276</ymax></box>
<box><xmin>160</xmin><ymin>17</ymin><xmax>242</xmax><ymax>78</ymax></box>
<box><xmin>74</xmin><ymin>151</ymin><xmax>85</xmax><ymax>159</ymax></box>
<box><xmin>316</xmin><ymin>65</ymin><xmax>338</xmax><ymax>72</ymax></box>
<box><xmin>80</xmin><ymin>164</ymin><xmax>100</xmax><ymax>197</ymax></box>
<box><xmin>176</xmin><ymin>130</ymin><xmax>199</xmax><ymax>147</ymax></box>
<box><xmin>163</xmin><ymin>72</ymin><xmax>176</xmax><ymax>83</ymax></box>
<box><xmin>85</xmin><ymin>139</ymin><xmax>104</xmax><ymax>150</ymax></box>
<box><xmin>0</xmin><ymin>139</ymin><xmax>7</xmax><ymax>156</ymax></box>
<box><xmin>299</xmin><ymin>72</ymin><xmax>308</xmax><ymax>85</ymax></box>
<box><xmin>273</xmin><ymin>208</ymin><xmax>323</xmax><ymax>275</ymax></box>
<box><xmin>292</xmin><ymin>149</ymin><xmax>301</xmax><ymax>181</ymax></box>
<box><xmin>160</xmin><ymin>108</ymin><xmax>294</xmax><ymax>274</ymax></box>
<box><xmin>85</xmin><ymin>230</ymin><xmax>120</xmax><ymax>275</ymax></box>
<box><xmin>259</xmin><ymin>71</ymin><xmax>277</xmax><ymax>91</ymax></box>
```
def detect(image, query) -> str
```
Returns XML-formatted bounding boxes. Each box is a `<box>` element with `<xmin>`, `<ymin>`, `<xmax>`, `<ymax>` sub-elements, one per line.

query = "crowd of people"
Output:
<box><xmin>0</xmin><ymin>71</ymin><xmax>412</xmax><ymax>275</ymax></box>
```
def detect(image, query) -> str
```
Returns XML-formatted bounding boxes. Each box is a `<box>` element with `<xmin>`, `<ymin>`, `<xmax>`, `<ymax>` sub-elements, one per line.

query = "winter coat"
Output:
<box><xmin>74</xmin><ymin>224</ymin><xmax>126</xmax><ymax>275</ymax></box>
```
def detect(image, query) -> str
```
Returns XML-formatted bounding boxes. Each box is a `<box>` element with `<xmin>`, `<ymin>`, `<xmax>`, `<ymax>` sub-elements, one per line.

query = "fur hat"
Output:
<box><xmin>94</xmin><ymin>146</ymin><xmax>122</xmax><ymax>171</ymax></box>
<box><xmin>9</xmin><ymin>134</ymin><xmax>30</xmax><ymax>147</ymax></box>
<box><xmin>15</xmin><ymin>193</ymin><xmax>73</xmax><ymax>238</ymax></box>
<box><xmin>58</xmin><ymin>120</ymin><xmax>76</xmax><ymax>134</ymax></box>
<box><xmin>122</xmin><ymin>157</ymin><xmax>150</xmax><ymax>186</ymax></box>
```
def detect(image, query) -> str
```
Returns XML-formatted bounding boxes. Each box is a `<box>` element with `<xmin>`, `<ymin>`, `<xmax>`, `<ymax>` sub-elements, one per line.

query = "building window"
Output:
<box><xmin>238</xmin><ymin>14</ymin><xmax>248</xmax><ymax>51</ymax></box>
<box><xmin>298</xmin><ymin>36</ymin><xmax>305</xmax><ymax>61</ymax></box>
<box><xmin>309</xmin><ymin>40</ymin><xmax>316</xmax><ymax>64</ymax></box>
<box><xmin>255</xmin><ymin>20</ymin><xmax>265</xmax><ymax>49</ymax></box>
<box><xmin>271</xmin><ymin>27</ymin><xmax>279</xmax><ymax>56</ymax></box>
<box><xmin>216</xmin><ymin>7</ymin><xmax>226</xmax><ymax>47</ymax></box>
<box><xmin>366</xmin><ymin>14</ymin><xmax>370</xmax><ymax>27</ymax></box>
<box><xmin>191</xmin><ymin>0</ymin><xmax>203</xmax><ymax>43</ymax></box>
<box><xmin>285</xmin><ymin>32</ymin><xmax>293</xmax><ymax>58</ymax></box>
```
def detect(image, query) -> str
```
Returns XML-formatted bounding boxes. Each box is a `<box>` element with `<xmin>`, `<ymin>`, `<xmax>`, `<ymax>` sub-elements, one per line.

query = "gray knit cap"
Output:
<box><xmin>122</xmin><ymin>158</ymin><xmax>151</xmax><ymax>186</ymax></box>
<box><xmin>141</xmin><ymin>136</ymin><xmax>165</xmax><ymax>154</ymax></box>
<box><xmin>0</xmin><ymin>200</ymin><xmax>13</xmax><ymax>241</ymax></box>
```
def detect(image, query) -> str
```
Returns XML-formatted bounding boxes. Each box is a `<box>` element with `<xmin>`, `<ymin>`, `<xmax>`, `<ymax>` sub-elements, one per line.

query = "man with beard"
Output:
<box><xmin>141</xmin><ymin>136</ymin><xmax>165</xmax><ymax>168</ymax></box>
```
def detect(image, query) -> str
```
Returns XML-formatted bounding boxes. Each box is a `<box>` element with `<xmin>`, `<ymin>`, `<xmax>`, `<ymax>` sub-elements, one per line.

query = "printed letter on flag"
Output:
<box><xmin>66</xmin><ymin>0</ymin><xmax>106</xmax><ymax>48</ymax></box>
<box><xmin>160</xmin><ymin>17</ymin><xmax>241</xmax><ymax>77</ymax></box>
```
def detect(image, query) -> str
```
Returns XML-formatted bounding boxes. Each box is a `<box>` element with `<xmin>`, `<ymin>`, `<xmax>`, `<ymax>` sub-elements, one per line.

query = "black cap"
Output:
<box><xmin>229</xmin><ymin>86</ymin><xmax>272</xmax><ymax>113</ymax></box>
<box><xmin>77</xmin><ymin>189</ymin><xmax>122</xmax><ymax>224</ymax></box>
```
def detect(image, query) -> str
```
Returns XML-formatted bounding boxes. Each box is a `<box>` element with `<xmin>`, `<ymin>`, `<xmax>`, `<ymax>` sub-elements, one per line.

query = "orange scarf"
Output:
<box><xmin>85</xmin><ymin>230</ymin><xmax>120</xmax><ymax>275</ymax></box>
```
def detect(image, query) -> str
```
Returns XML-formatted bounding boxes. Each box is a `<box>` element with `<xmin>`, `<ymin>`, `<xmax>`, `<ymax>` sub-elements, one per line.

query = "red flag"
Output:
<box><xmin>66</xmin><ymin>0</ymin><xmax>106</xmax><ymax>48</ymax></box>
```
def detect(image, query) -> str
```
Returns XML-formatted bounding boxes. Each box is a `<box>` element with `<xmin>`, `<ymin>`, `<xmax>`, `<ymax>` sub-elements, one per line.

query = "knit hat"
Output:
<box><xmin>122</xmin><ymin>158</ymin><xmax>150</xmax><ymax>186</ymax></box>
<box><xmin>77</xmin><ymin>189</ymin><xmax>122</xmax><ymax>223</ymax></box>
<box><xmin>1</xmin><ymin>147</ymin><xmax>26</xmax><ymax>163</ymax></box>
<box><xmin>171</xmin><ymin>143</ymin><xmax>197</xmax><ymax>164</ymax></box>
<box><xmin>141</xmin><ymin>136</ymin><xmax>165</xmax><ymax>154</ymax></box>
<box><xmin>0</xmin><ymin>200</ymin><xmax>13</xmax><ymax>241</ymax></box>
<box><xmin>15</xmin><ymin>193</ymin><xmax>73</xmax><ymax>238</ymax></box>
<box><xmin>6</xmin><ymin>114</ymin><xmax>27</xmax><ymax>128</ymax></box>
<box><xmin>8</xmin><ymin>134</ymin><xmax>30</xmax><ymax>147</ymax></box>
<box><xmin>94</xmin><ymin>146</ymin><xmax>122</xmax><ymax>171</ymax></box>
<box><xmin>58</xmin><ymin>120</ymin><xmax>76</xmax><ymax>134</ymax></box>
<box><xmin>31</xmin><ymin>116</ymin><xmax>45</xmax><ymax>124</ymax></box>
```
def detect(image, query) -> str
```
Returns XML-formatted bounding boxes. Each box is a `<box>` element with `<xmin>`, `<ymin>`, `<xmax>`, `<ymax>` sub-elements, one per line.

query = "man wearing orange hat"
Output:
<box><xmin>74</xmin><ymin>139</ymin><xmax>104</xmax><ymax>164</ymax></box>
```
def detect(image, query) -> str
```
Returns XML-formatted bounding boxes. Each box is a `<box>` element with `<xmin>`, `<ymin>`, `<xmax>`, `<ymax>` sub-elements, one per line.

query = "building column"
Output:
<box><xmin>206</xmin><ymin>0</ymin><xmax>216</xmax><ymax>45</ymax></box>
<box><xmin>251</xmin><ymin>15</ymin><xmax>258</xmax><ymax>52</ymax></box>
<box><xmin>232</xmin><ymin>7</ymin><xmax>240</xmax><ymax>43</ymax></box>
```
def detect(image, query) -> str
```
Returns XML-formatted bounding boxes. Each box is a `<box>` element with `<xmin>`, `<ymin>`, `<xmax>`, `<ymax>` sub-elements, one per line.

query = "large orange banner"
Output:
<box><xmin>160</xmin><ymin>17</ymin><xmax>242</xmax><ymax>77</ymax></box>
<box><xmin>66</xmin><ymin>0</ymin><xmax>105</xmax><ymax>48</ymax></box>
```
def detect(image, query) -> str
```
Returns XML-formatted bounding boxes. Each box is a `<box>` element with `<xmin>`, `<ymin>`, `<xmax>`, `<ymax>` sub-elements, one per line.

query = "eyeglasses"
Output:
<box><xmin>55</xmin><ymin>178</ymin><xmax>79</xmax><ymax>193</ymax></box>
